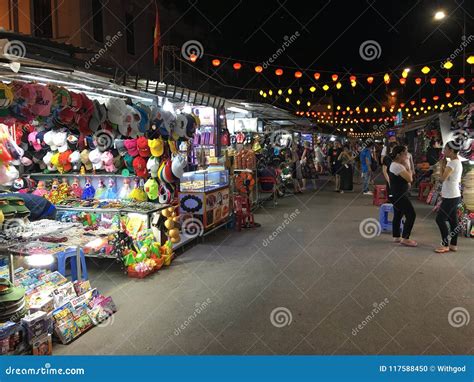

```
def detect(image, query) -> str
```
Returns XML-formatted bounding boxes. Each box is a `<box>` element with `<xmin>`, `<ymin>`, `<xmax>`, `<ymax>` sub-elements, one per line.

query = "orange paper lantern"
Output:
<box><xmin>430</xmin><ymin>78</ymin><xmax>437</xmax><ymax>85</ymax></box>
<box><xmin>445</xmin><ymin>77</ymin><xmax>451</xmax><ymax>84</ymax></box>
<box><xmin>233</xmin><ymin>62</ymin><xmax>242</xmax><ymax>70</ymax></box>
<box><xmin>367</xmin><ymin>76</ymin><xmax>374</xmax><ymax>84</ymax></box>
<box><xmin>458</xmin><ymin>77</ymin><xmax>466</xmax><ymax>84</ymax></box>
<box><xmin>189</xmin><ymin>53</ymin><xmax>198</xmax><ymax>63</ymax></box>
<box><xmin>275</xmin><ymin>68</ymin><xmax>283</xmax><ymax>76</ymax></box>
<box><xmin>331</xmin><ymin>74</ymin><xmax>338</xmax><ymax>82</ymax></box>
<box><xmin>415</xmin><ymin>78</ymin><xmax>422</xmax><ymax>85</ymax></box>
<box><xmin>458</xmin><ymin>89</ymin><xmax>465</xmax><ymax>94</ymax></box>
<box><xmin>255</xmin><ymin>65</ymin><xmax>263</xmax><ymax>73</ymax></box>
<box><xmin>433</xmin><ymin>96</ymin><xmax>439</xmax><ymax>101</ymax></box>
<box><xmin>410</xmin><ymin>100</ymin><xmax>415</xmax><ymax>105</ymax></box>
<box><xmin>314</xmin><ymin>72</ymin><xmax>320</xmax><ymax>80</ymax></box>
<box><xmin>445</xmin><ymin>92</ymin><xmax>451</xmax><ymax>98</ymax></box>
<box><xmin>294</xmin><ymin>71</ymin><xmax>303</xmax><ymax>78</ymax></box>
<box><xmin>421</xmin><ymin>98</ymin><xmax>427</xmax><ymax>103</ymax></box>
<box><xmin>212</xmin><ymin>59</ymin><xmax>221</xmax><ymax>67</ymax></box>
<box><xmin>399</xmin><ymin>78</ymin><xmax>406</xmax><ymax>85</ymax></box>
<box><xmin>349</xmin><ymin>75</ymin><xmax>356</xmax><ymax>82</ymax></box>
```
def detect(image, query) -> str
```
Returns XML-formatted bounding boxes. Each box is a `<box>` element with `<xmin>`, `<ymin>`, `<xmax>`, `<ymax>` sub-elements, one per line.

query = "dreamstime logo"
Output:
<box><xmin>181</xmin><ymin>40</ymin><xmax>204</xmax><ymax>61</ymax></box>
<box><xmin>447</xmin><ymin>129</ymin><xmax>473</xmax><ymax>151</ymax></box>
<box><xmin>359</xmin><ymin>218</ymin><xmax>381</xmax><ymax>239</ymax></box>
<box><xmin>448</xmin><ymin>307</ymin><xmax>470</xmax><ymax>328</ymax></box>
<box><xmin>93</xmin><ymin>130</ymin><xmax>114</xmax><ymax>151</ymax></box>
<box><xmin>97</xmin><ymin>314</ymin><xmax>115</xmax><ymax>328</ymax></box>
<box><xmin>270</xmin><ymin>307</ymin><xmax>292</xmax><ymax>328</ymax></box>
<box><xmin>174</xmin><ymin>298</ymin><xmax>212</xmax><ymax>336</ymax></box>
<box><xmin>84</xmin><ymin>32</ymin><xmax>123</xmax><ymax>69</ymax></box>
<box><xmin>269</xmin><ymin>129</ymin><xmax>292</xmax><ymax>149</ymax></box>
<box><xmin>2</xmin><ymin>218</ymin><xmax>26</xmax><ymax>237</ymax></box>
<box><xmin>3</xmin><ymin>40</ymin><xmax>26</xmax><ymax>60</ymax></box>
<box><xmin>359</xmin><ymin>40</ymin><xmax>381</xmax><ymax>61</ymax></box>
<box><xmin>352</xmin><ymin>298</ymin><xmax>389</xmax><ymax>336</ymax></box>
<box><xmin>262</xmin><ymin>209</ymin><xmax>300</xmax><ymax>247</ymax></box>
<box><xmin>440</xmin><ymin>35</ymin><xmax>474</xmax><ymax>68</ymax></box>
<box><xmin>261</xmin><ymin>31</ymin><xmax>300</xmax><ymax>69</ymax></box>
<box><xmin>181</xmin><ymin>217</ymin><xmax>204</xmax><ymax>239</ymax></box>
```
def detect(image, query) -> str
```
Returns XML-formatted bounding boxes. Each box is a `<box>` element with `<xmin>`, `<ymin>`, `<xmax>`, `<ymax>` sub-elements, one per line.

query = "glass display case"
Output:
<box><xmin>179</xmin><ymin>168</ymin><xmax>229</xmax><ymax>193</ymax></box>
<box><xmin>178</xmin><ymin>167</ymin><xmax>230</xmax><ymax>230</ymax></box>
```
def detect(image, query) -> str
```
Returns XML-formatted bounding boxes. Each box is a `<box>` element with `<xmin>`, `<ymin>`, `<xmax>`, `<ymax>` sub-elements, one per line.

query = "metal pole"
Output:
<box><xmin>8</xmin><ymin>253</ymin><xmax>14</xmax><ymax>283</ymax></box>
<box><xmin>76</xmin><ymin>246</ymin><xmax>81</xmax><ymax>281</ymax></box>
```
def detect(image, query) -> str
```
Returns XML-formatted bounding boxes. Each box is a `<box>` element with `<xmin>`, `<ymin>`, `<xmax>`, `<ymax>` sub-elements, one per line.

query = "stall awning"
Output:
<box><xmin>396</xmin><ymin>114</ymin><xmax>439</xmax><ymax>135</ymax></box>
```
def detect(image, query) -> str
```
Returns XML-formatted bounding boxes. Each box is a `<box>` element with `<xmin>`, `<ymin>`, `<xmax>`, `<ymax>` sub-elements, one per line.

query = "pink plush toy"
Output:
<box><xmin>101</xmin><ymin>151</ymin><xmax>116</xmax><ymax>173</ymax></box>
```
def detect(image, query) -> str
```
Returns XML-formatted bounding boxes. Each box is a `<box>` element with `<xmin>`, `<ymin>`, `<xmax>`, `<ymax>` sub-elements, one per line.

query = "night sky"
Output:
<box><xmin>163</xmin><ymin>0</ymin><xmax>473</xmax><ymax>115</ymax></box>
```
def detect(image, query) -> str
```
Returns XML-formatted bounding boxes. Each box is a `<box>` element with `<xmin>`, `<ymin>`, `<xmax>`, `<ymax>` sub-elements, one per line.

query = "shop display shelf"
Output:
<box><xmin>30</xmin><ymin>173</ymin><xmax>137</xmax><ymax>178</ymax></box>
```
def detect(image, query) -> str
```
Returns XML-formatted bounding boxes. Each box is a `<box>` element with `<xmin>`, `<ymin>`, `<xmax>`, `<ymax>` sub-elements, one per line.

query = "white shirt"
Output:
<box><xmin>389</xmin><ymin>162</ymin><xmax>406</xmax><ymax>175</ymax></box>
<box><xmin>381</xmin><ymin>146</ymin><xmax>387</xmax><ymax>158</ymax></box>
<box><xmin>441</xmin><ymin>158</ymin><xmax>462</xmax><ymax>198</ymax></box>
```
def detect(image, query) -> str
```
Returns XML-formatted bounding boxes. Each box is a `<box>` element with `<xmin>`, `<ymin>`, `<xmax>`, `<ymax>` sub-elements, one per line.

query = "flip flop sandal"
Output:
<box><xmin>434</xmin><ymin>247</ymin><xmax>450</xmax><ymax>253</ymax></box>
<box><xmin>400</xmin><ymin>240</ymin><xmax>418</xmax><ymax>247</ymax></box>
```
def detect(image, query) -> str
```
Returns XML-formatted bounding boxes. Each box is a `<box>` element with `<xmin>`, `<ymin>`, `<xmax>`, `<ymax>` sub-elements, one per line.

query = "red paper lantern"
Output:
<box><xmin>399</xmin><ymin>78</ymin><xmax>406</xmax><ymax>85</ymax></box>
<box><xmin>410</xmin><ymin>100</ymin><xmax>415</xmax><ymax>105</ymax></box>
<box><xmin>458</xmin><ymin>89</ymin><xmax>465</xmax><ymax>94</ymax></box>
<box><xmin>400</xmin><ymin>103</ymin><xmax>405</xmax><ymax>108</ymax></box>
<box><xmin>421</xmin><ymin>98</ymin><xmax>427</xmax><ymax>103</ymax></box>
<box><xmin>255</xmin><ymin>65</ymin><xmax>263</xmax><ymax>73</ymax></box>
<box><xmin>314</xmin><ymin>72</ymin><xmax>320</xmax><ymax>80</ymax></box>
<box><xmin>212</xmin><ymin>59</ymin><xmax>221</xmax><ymax>67</ymax></box>
<box><xmin>189</xmin><ymin>53</ymin><xmax>198</xmax><ymax>63</ymax></box>
<box><xmin>445</xmin><ymin>77</ymin><xmax>451</xmax><ymax>84</ymax></box>
<box><xmin>433</xmin><ymin>96</ymin><xmax>439</xmax><ymax>101</ymax></box>
<box><xmin>331</xmin><ymin>74</ymin><xmax>338</xmax><ymax>82</ymax></box>
<box><xmin>459</xmin><ymin>77</ymin><xmax>466</xmax><ymax>84</ymax></box>
<box><xmin>445</xmin><ymin>92</ymin><xmax>451</xmax><ymax>98</ymax></box>
<box><xmin>233</xmin><ymin>62</ymin><xmax>242</xmax><ymax>70</ymax></box>
<box><xmin>430</xmin><ymin>78</ymin><xmax>437</xmax><ymax>85</ymax></box>
<box><xmin>275</xmin><ymin>68</ymin><xmax>283</xmax><ymax>76</ymax></box>
<box><xmin>415</xmin><ymin>78</ymin><xmax>422</xmax><ymax>85</ymax></box>
<box><xmin>367</xmin><ymin>76</ymin><xmax>374</xmax><ymax>84</ymax></box>
<box><xmin>294</xmin><ymin>71</ymin><xmax>303</xmax><ymax>78</ymax></box>
<box><xmin>349</xmin><ymin>75</ymin><xmax>356</xmax><ymax>82</ymax></box>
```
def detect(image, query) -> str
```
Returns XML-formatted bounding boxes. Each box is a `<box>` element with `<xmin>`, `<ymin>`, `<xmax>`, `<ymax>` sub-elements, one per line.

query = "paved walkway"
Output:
<box><xmin>56</xmin><ymin>179</ymin><xmax>474</xmax><ymax>355</ymax></box>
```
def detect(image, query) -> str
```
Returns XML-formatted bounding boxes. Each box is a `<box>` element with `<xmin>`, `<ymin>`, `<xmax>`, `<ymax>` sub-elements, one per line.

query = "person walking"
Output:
<box><xmin>300</xmin><ymin>141</ymin><xmax>317</xmax><ymax>191</ymax></box>
<box><xmin>338</xmin><ymin>144</ymin><xmax>353</xmax><ymax>193</ymax></box>
<box><xmin>359</xmin><ymin>142</ymin><xmax>373</xmax><ymax>195</ymax></box>
<box><xmin>330</xmin><ymin>141</ymin><xmax>343</xmax><ymax>192</ymax></box>
<box><xmin>382</xmin><ymin>142</ymin><xmax>397</xmax><ymax>201</ymax></box>
<box><xmin>314</xmin><ymin>141</ymin><xmax>325</xmax><ymax>174</ymax></box>
<box><xmin>290</xmin><ymin>141</ymin><xmax>303</xmax><ymax>193</ymax></box>
<box><xmin>434</xmin><ymin>142</ymin><xmax>463</xmax><ymax>253</ymax></box>
<box><xmin>389</xmin><ymin>145</ymin><xmax>417</xmax><ymax>247</ymax></box>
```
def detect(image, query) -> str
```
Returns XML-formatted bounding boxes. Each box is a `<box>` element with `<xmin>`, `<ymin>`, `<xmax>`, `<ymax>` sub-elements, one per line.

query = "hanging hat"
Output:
<box><xmin>124</xmin><ymin>138</ymin><xmax>138</xmax><ymax>157</ymax></box>
<box><xmin>123</xmin><ymin>154</ymin><xmax>135</xmax><ymax>174</ymax></box>
<box><xmin>133</xmin><ymin>156</ymin><xmax>148</xmax><ymax>178</ymax></box>
<box><xmin>53</xmin><ymin>86</ymin><xmax>72</xmax><ymax>109</ymax></box>
<box><xmin>171</xmin><ymin>154</ymin><xmax>187</xmax><ymax>179</ymax></box>
<box><xmin>173</xmin><ymin>114</ymin><xmax>187</xmax><ymax>138</ymax></box>
<box><xmin>19</xmin><ymin>83</ymin><xmax>36</xmax><ymax>105</ymax></box>
<box><xmin>28</xmin><ymin>131</ymin><xmax>42</xmax><ymax>151</ymax></box>
<box><xmin>136</xmin><ymin>136</ymin><xmax>150</xmax><ymax>157</ymax></box>
<box><xmin>147</xmin><ymin>156</ymin><xmax>160</xmax><ymax>178</ymax></box>
<box><xmin>120</xmin><ymin>105</ymin><xmax>140</xmax><ymax>137</ymax></box>
<box><xmin>114</xmin><ymin>139</ymin><xmax>127</xmax><ymax>156</ymax></box>
<box><xmin>106</xmin><ymin>97</ymin><xmax>127</xmax><ymax>127</ymax></box>
<box><xmin>148</xmin><ymin>138</ymin><xmax>164</xmax><ymax>157</ymax></box>
<box><xmin>147</xmin><ymin>119</ymin><xmax>162</xmax><ymax>139</ymax></box>
<box><xmin>89</xmin><ymin>100</ymin><xmax>107</xmax><ymax>132</ymax></box>
<box><xmin>134</xmin><ymin>105</ymin><xmax>150</xmax><ymax>133</ymax></box>
<box><xmin>31</xmin><ymin>84</ymin><xmax>53</xmax><ymax>116</ymax></box>
<box><xmin>69</xmin><ymin>92</ymin><xmax>83</xmax><ymax>112</ymax></box>
<box><xmin>144</xmin><ymin>178</ymin><xmax>159</xmax><ymax>200</ymax></box>
<box><xmin>0</xmin><ymin>278</ymin><xmax>25</xmax><ymax>304</ymax></box>
<box><xmin>185</xmin><ymin>114</ymin><xmax>196</xmax><ymax>139</ymax></box>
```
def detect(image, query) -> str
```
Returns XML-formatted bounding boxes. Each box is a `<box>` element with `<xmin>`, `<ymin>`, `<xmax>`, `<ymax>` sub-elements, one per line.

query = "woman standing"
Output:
<box><xmin>434</xmin><ymin>142</ymin><xmax>463</xmax><ymax>253</ymax></box>
<box><xmin>389</xmin><ymin>146</ymin><xmax>417</xmax><ymax>247</ymax></box>
<box><xmin>301</xmin><ymin>141</ymin><xmax>317</xmax><ymax>191</ymax></box>
<box><xmin>290</xmin><ymin>142</ymin><xmax>303</xmax><ymax>193</ymax></box>
<box><xmin>338</xmin><ymin>144</ymin><xmax>353</xmax><ymax>193</ymax></box>
<box><xmin>314</xmin><ymin>142</ymin><xmax>325</xmax><ymax>174</ymax></box>
<box><xmin>382</xmin><ymin>142</ymin><xmax>397</xmax><ymax>201</ymax></box>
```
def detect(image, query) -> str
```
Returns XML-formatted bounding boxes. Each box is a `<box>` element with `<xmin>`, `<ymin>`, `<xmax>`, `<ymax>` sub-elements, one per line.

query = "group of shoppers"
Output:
<box><xmin>380</xmin><ymin>140</ymin><xmax>463</xmax><ymax>252</ymax></box>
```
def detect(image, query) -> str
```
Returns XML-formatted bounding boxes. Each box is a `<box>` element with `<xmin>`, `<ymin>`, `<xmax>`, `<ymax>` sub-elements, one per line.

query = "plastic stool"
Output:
<box><xmin>57</xmin><ymin>248</ymin><xmax>88</xmax><ymax>281</ymax></box>
<box><xmin>418</xmin><ymin>182</ymin><xmax>432</xmax><ymax>202</ymax></box>
<box><xmin>373</xmin><ymin>185</ymin><xmax>388</xmax><ymax>206</ymax></box>
<box><xmin>379</xmin><ymin>203</ymin><xmax>404</xmax><ymax>233</ymax></box>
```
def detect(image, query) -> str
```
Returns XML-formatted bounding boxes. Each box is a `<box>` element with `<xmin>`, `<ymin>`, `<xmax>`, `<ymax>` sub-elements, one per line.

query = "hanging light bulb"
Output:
<box><xmin>307</xmin><ymin>101</ymin><xmax>311</xmax><ymax>107</ymax></box>
<box><xmin>322</xmin><ymin>84</ymin><xmax>329</xmax><ymax>91</ymax></box>
<box><xmin>442</xmin><ymin>61</ymin><xmax>453</xmax><ymax>70</ymax></box>
<box><xmin>402</xmin><ymin>68</ymin><xmax>410</xmax><ymax>78</ymax></box>
<box><xmin>277</xmin><ymin>89</ymin><xmax>283</xmax><ymax>95</ymax></box>
<box><xmin>285</xmin><ymin>97</ymin><xmax>290</xmax><ymax>102</ymax></box>
<box><xmin>351</xmin><ymin>81</ymin><xmax>356</xmax><ymax>87</ymax></box>
<box><xmin>296</xmin><ymin>99</ymin><xmax>301</xmax><ymax>105</ymax></box>
<box><xmin>383</xmin><ymin>73</ymin><xmax>390</xmax><ymax>84</ymax></box>
<box><xmin>309</xmin><ymin>86</ymin><xmax>316</xmax><ymax>92</ymax></box>
<box><xmin>259</xmin><ymin>90</ymin><xmax>264</xmax><ymax>96</ymax></box>
<box><xmin>288</xmin><ymin>88</ymin><xmax>293</xmax><ymax>94</ymax></box>
<box><xmin>336</xmin><ymin>82</ymin><xmax>342</xmax><ymax>89</ymax></box>
<box><xmin>421</xmin><ymin>66</ymin><xmax>430</xmax><ymax>74</ymax></box>
<box><xmin>268</xmin><ymin>90</ymin><xmax>273</xmax><ymax>96</ymax></box>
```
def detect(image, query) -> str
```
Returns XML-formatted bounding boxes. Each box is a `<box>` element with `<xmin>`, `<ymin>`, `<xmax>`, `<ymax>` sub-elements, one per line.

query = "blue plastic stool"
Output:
<box><xmin>57</xmin><ymin>248</ymin><xmax>88</xmax><ymax>281</ymax></box>
<box><xmin>379</xmin><ymin>203</ymin><xmax>404</xmax><ymax>233</ymax></box>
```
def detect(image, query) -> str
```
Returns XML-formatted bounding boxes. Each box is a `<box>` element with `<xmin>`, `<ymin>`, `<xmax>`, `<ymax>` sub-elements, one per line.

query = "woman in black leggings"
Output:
<box><xmin>388</xmin><ymin>146</ymin><xmax>417</xmax><ymax>247</ymax></box>
<box><xmin>435</xmin><ymin>142</ymin><xmax>462</xmax><ymax>253</ymax></box>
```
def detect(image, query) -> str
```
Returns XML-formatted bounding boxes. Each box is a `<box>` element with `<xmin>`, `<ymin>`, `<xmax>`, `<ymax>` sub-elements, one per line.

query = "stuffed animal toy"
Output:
<box><xmin>101</xmin><ymin>151</ymin><xmax>116</xmax><ymax>173</ymax></box>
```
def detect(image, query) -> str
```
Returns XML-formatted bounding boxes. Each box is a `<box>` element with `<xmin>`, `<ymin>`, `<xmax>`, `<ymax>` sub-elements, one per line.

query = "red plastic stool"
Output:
<box><xmin>418</xmin><ymin>182</ymin><xmax>432</xmax><ymax>202</ymax></box>
<box><xmin>233</xmin><ymin>195</ymin><xmax>254</xmax><ymax>231</ymax></box>
<box><xmin>373</xmin><ymin>185</ymin><xmax>388</xmax><ymax>206</ymax></box>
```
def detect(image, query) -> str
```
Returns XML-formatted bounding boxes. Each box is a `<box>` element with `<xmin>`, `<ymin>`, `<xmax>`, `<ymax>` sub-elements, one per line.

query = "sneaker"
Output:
<box><xmin>363</xmin><ymin>191</ymin><xmax>373</xmax><ymax>195</ymax></box>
